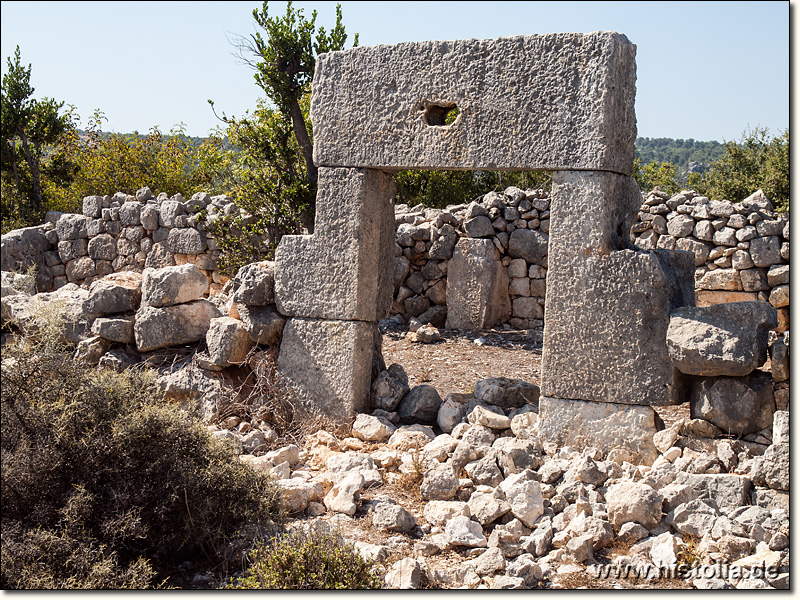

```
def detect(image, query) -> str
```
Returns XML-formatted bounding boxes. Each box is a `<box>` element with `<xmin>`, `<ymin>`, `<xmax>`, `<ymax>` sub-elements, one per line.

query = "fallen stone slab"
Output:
<box><xmin>667</xmin><ymin>301</ymin><xmax>777</xmax><ymax>377</ymax></box>
<box><xmin>538</xmin><ymin>396</ymin><xmax>662</xmax><ymax>465</ymax></box>
<box><xmin>312</xmin><ymin>33</ymin><xmax>636</xmax><ymax>173</ymax></box>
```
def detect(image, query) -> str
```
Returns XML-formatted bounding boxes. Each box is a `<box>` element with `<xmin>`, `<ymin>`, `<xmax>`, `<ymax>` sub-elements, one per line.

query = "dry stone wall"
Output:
<box><xmin>389</xmin><ymin>186</ymin><xmax>789</xmax><ymax>331</ymax></box>
<box><xmin>0</xmin><ymin>187</ymin><xmax>238</xmax><ymax>296</ymax></box>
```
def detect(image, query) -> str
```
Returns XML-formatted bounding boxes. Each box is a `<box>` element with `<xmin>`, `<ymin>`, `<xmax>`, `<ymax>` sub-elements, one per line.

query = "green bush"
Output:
<box><xmin>225</xmin><ymin>529</ymin><xmax>382</xmax><ymax>589</ymax></box>
<box><xmin>1</xmin><ymin>328</ymin><xmax>284</xmax><ymax>588</ymax></box>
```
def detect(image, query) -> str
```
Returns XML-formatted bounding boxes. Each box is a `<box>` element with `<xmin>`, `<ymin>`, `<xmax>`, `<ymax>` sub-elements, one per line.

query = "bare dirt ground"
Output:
<box><xmin>380</xmin><ymin>325</ymin><xmax>690</xmax><ymax>429</ymax></box>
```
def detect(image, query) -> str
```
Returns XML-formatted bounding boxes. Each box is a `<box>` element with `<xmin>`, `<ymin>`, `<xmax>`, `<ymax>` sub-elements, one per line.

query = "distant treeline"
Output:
<box><xmin>635</xmin><ymin>137</ymin><xmax>727</xmax><ymax>175</ymax></box>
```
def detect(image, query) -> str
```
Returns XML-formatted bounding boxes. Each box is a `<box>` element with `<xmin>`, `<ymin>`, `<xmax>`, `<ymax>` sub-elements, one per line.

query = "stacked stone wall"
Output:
<box><xmin>390</xmin><ymin>186</ymin><xmax>789</xmax><ymax>331</ymax></box>
<box><xmin>1</xmin><ymin>184</ymin><xmax>789</xmax><ymax>331</ymax></box>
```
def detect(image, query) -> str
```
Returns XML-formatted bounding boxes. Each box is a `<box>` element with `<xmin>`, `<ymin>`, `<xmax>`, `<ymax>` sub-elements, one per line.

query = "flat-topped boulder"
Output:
<box><xmin>667</xmin><ymin>301</ymin><xmax>778</xmax><ymax>377</ymax></box>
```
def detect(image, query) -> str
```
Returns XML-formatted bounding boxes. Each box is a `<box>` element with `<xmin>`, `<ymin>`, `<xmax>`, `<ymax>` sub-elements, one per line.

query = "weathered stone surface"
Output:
<box><xmin>312</xmin><ymin>33</ymin><xmax>636</xmax><ymax>173</ymax></box>
<box><xmin>543</xmin><ymin>171</ymin><xmax>694</xmax><ymax>406</ymax></box>
<box><xmin>538</xmin><ymin>396</ymin><xmax>661</xmax><ymax>465</ymax></box>
<box><xmin>371</xmin><ymin>502</ymin><xmax>416</xmax><ymax>533</ymax></box>
<box><xmin>276</xmin><ymin>318</ymin><xmax>381</xmax><ymax>426</ymax></box>
<box><xmin>473</xmin><ymin>377</ymin><xmax>540</xmax><ymax>409</ymax></box>
<box><xmin>445</xmin><ymin>238</ymin><xmax>510</xmax><ymax>330</ymax></box>
<box><xmin>508</xmin><ymin>229</ymin><xmax>549</xmax><ymax>266</ymax></box>
<box><xmin>757</xmin><ymin>444</ymin><xmax>789</xmax><ymax>491</ymax></box>
<box><xmin>134</xmin><ymin>300</ymin><xmax>220</xmax><ymax>352</ymax></box>
<box><xmin>206</xmin><ymin>316</ymin><xmax>256</xmax><ymax>367</ymax></box>
<box><xmin>141</xmin><ymin>264</ymin><xmax>209</xmax><ymax>308</ymax></box>
<box><xmin>231</xmin><ymin>261</ymin><xmax>275</xmax><ymax>306</ymax></box>
<box><xmin>384</xmin><ymin>557</ymin><xmax>421</xmax><ymax>589</ymax></box>
<box><xmin>85</xmin><ymin>272</ymin><xmax>143</xmax><ymax>315</ymax></box>
<box><xmin>689</xmin><ymin>370</ymin><xmax>775</xmax><ymax>436</ymax></box>
<box><xmin>667</xmin><ymin>301</ymin><xmax>777</xmax><ymax>376</ymax></box>
<box><xmin>235</xmin><ymin>304</ymin><xmax>285</xmax><ymax>346</ymax></box>
<box><xmin>91</xmin><ymin>316</ymin><xmax>135</xmax><ymax>343</ymax></box>
<box><xmin>352</xmin><ymin>413</ymin><xmax>396</xmax><ymax>442</ymax></box>
<box><xmin>275</xmin><ymin>168</ymin><xmax>395</xmax><ymax>321</ymax></box>
<box><xmin>421</xmin><ymin>462</ymin><xmax>460</xmax><ymax>501</ymax></box>
<box><xmin>167</xmin><ymin>227</ymin><xmax>206</xmax><ymax>254</ymax></box>
<box><xmin>445</xmin><ymin>515</ymin><xmax>488</xmax><ymax>548</ymax></box>
<box><xmin>606</xmin><ymin>480</ymin><xmax>662</xmax><ymax>530</ymax></box>
<box><xmin>56</xmin><ymin>214</ymin><xmax>90</xmax><ymax>240</ymax></box>
<box><xmin>1</xmin><ymin>226</ymin><xmax>52</xmax><ymax>290</ymax></box>
<box><xmin>398</xmin><ymin>384</ymin><xmax>442</xmax><ymax>424</ymax></box>
<box><xmin>74</xmin><ymin>335</ymin><xmax>112</xmax><ymax>366</ymax></box>
<box><xmin>372</xmin><ymin>364</ymin><xmax>410</xmax><ymax>412</ymax></box>
<box><xmin>87</xmin><ymin>234</ymin><xmax>116</xmax><ymax>261</ymax></box>
<box><xmin>673</xmin><ymin>472</ymin><xmax>752</xmax><ymax>512</ymax></box>
<box><xmin>695</xmin><ymin>290</ymin><xmax>759</xmax><ymax>307</ymax></box>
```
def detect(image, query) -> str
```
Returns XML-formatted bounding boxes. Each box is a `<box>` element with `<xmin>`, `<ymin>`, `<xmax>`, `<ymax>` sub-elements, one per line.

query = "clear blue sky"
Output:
<box><xmin>1</xmin><ymin>1</ymin><xmax>790</xmax><ymax>142</ymax></box>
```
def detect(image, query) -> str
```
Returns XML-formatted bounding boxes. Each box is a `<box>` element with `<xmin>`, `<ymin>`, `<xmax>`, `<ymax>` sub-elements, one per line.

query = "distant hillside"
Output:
<box><xmin>635</xmin><ymin>137</ymin><xmax>726</xmax><ymax>176</ymax></box>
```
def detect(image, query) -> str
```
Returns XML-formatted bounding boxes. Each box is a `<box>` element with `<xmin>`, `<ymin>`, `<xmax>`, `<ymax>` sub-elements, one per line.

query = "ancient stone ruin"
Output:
<box><xmin>274</xmin><ymin>31</ymin><xmax>677</xmax><ymax>458</ymax></box>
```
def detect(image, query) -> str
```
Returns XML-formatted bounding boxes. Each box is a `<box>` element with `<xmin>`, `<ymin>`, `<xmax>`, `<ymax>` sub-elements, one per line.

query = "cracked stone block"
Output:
<box><xmin>312</xmin><ymin>33</ymin><xmax>636</xmax><ymax>174</ymax></box>
<box><xmin>542</xmin><ymin>171</ymin><xmax>695</xmax><ymax>406</ymax></box>
<box><xmin>274</xmin><ymin>167</ymin><xmax>395</xmax><ymax>321</ymax></box>
<box><xmin>276</xmin><ymin>318</ymin><xmax>383</xmax><ymax>427</ymax></box>
<box><xmin>538</xmin><ymin>396</ymin><xmax>662</xmax><ymax>466</ymax></box>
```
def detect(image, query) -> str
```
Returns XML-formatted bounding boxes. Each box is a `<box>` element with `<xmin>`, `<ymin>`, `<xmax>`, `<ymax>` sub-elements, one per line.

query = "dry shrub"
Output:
<box><xmin>224</xmin><ymin>529</ymin><xmax>382</xmax><ymax>590</ymax></box>
<box><xmin>1</xmin><ymin>325</ymin><xmax>284</xmax><ymax>589</ymax></box>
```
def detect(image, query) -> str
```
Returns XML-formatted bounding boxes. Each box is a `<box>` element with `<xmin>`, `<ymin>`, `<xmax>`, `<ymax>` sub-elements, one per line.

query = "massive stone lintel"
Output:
<box><xmin>311</xmin><ymin>33</ymin><xmax>636</xmax><ymax>173</ymax></box>
<box><xmin>445</xmin><ymin>238</ymin><xmax>511</xmax><ymax>330</ymax></box>
<box><xmin>276</xmin><ymin>317</ymin><xmax>382</xmax><ymax>426</ymax></box>
<box><xmin>274</xmin><ymin>167</ymin><xmax>395</xmax><ymax>321</ymax></box>
<box><xmin>542</xmin><ymin>171</ymin><xmax>695</xmax><ymax>406</ymax></box>
<box><xmin>538</xmin><ymin>396</ymin><xmax>661</xmax><ymax>466</ymax></box>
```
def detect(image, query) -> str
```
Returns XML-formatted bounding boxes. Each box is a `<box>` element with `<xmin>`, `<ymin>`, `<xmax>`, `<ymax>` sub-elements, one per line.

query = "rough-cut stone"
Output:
<box><xmin>757</xmin><ymin>444</ymin><xmax>789</xmax><ymax>491</ymax></box>
<box><xmin>312</xmin><ymin>33</ymin><xmax>636</xmax><ymax>173</ymax></box>
<box><xmin>543</xmin><ymin>171</ymin><xmax>694</xmax><ymax>406</ymax></box>
<box><xmin>371</xmin><ymin>502</ymin><xmax>416</xmax><ymax>533</ymax></box>
<box><xmin>167</xmin><ymin>227</ymin><xmax>206</xmax><ymax>254</ymax></box>
<box><xmin>384</xmin><ymin>558</ymin><xmax>421</xmax><ymax>589</ymax></box>
<box><xmin>91</xmin><ymin>316</ymin><xmax>135</xmax><ymax>344</ymax></box>
<box><xmin>606</xmin><ymin>480</ymin><xmax>662</xmax><ymax>530</ymax></box>
<box><xmin>445</xmin><ymin>238</ymin><xmax>511</xmax><ymax>330</ymax></box>
<box><xmin>473</xmin><ymin>377</ymin><xmax>539</xmax><ymax>409</ymax></box>
<box><xmin>538</xmin><ymin>396</ymin><xmax>661</xmax><ymax>465</ymax></box>
<box><xmin>420</xmin><ymin>462</ymin><xmax>460</xmax><ymax>501</ymax></box>
<box><xmin>445</xmin><ymin>515</ymin><xmax>488</xmax><ymax>548</ymax></box>
<box><xmin>236</xmin><ymin>304</ymin><xmax>285</xmax><ymax>346</ymax></box>
<box><xmin>85</xmin><ymin>272</ymin><xmax>143</xmax><ymax>315</ymax></box>
<box><xmin>134</xmin><ymin>300</ymin><xmax>220</xmax><ymax>352</ymax></box>
<box><xmin>206</xmin><ymin>317</ymin><xmax>256</xmax><ymax>367</ymax></box>
<box><xmin>666</xmin><ymin>499</ymin><xmax>719</xmax><ymax>537</ymax></box>
<box><xmin>275</xmin><ymin>168</ymin><xmax>395</xmax><ymax>321</ymax></box>
<box><xmin>673</xmin><ymin>472</ymin><xmax>752</xmax><ymax>512</ymax></box>
<box><xmin>231</xmin><ymin>261</ymin><xmax>275</xmax><ymax>306</ymax></box>
<box><xmin>689</xmin><ymin>370</ymin><xmax>775</xmax><ymax>436</ymax></box>
<box><xmin>276</xmin><ymin>318</ymin><xmax>381</xmax><ymax>427</ymax></box>
<box><xmin>372</xmin><ymin>365</ymin><xmax>410</xmax><ymax>412</ymax></box>
<box><xmin>324</xmin><ymin>470</ymin><xmax>364</xmax><ymax>516</ymax></box>
<box><xmin>508</xmin><ymin>229</ymin><xmax>549</xmax><ymax>266</ymax></box>
<box><xmin>398</xmin><ymin>384</ymin><xmax>443</xmax><ymax>424</ymax></box>
<box><xmin>141</xmin><ymin>264</ymin><xmax>209</xmax><ymax>308</ymax></box>
<box><xmin>667</xmin><ymin>301</ymin><xmax>777</xmax><ymax>377</ymax></box>
<box><xmin>424</xmin><ymin>501</ymin><xmax>471</xmax><ymax>527</ymax></box>
<box><xmin>352</xmin><ymin>413</ymin><xmax>396</xmax><ymax>442</ymax></box>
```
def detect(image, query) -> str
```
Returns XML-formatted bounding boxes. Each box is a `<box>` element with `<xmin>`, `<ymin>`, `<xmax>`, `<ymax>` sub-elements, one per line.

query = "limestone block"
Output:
<box><xmin>91</xmin><ymin>316</ymin><xmax>135</xmax><ymax>344</ymax></box>
<box><xmin>445</xmin><ymin>238</ymin><xmax>510</xmax><ymax>330</ymax></box>
<box><xmin>673</xmin><ymin>472</ymin><xmax>752</xmax><ymax>512</ymax></box>
<box><xmin>666</xmin><ymin>301</ymin><xmax>777</xmax><ymax>376</ymax></box>
<box><xmin>236</xmin><ymin>304</ymin><xmax>285</xmax><ymax>345</ymax></box>
<box><xmin>312</xmin><ymin>33</ymin><xmax>636</xmax><ymax>173</ymax></box>
<box><xmin>205</xmin><ymin>316</ymin><xmax>256</xmax><ymax>367</ymax></box>
<box><xmin>543</xmin><ymin>248</ymin><xmax>694</xmax><ymax>406</ymax></box>
<box><xmin>134</xmin><ymin>300</ymin><xmax>220</xmax><ymax>352</ymax></box>
<box><xmin>276</xmin><ymin>318</ymin><xmax>382</xmax><ymax>427</ymax></box>
<box><xmin>689</xmin><ymin>370</ymin><xmax>775</xmax><ymax>436</ymax></box>
<box><xmin>85</xmin><ymin>271</ymin><xmax>143</xmax><ymax>315</ymax></box>
<box><xmin>274</xmin><ymin>168</ymin><xmax>395</xmax><ymax>321</ymax></box>
<box><xmin>695</xmin><ymin>290</ymin><xmax>758</xmax><ymax>307</ymax></box>
<box><xmin>538</xmin><ymin>396</ymin><xmax>661</xmax><ymax>465</ymax></box>
<box><xmin>141</xmin><ymin>264</ymin><xmax>209</xmax><ymax>308</ymax></box>
<box><xmin>231</xmin><ymin>261</ymin><xmax>275</xmax><ymax>306</ymax></box>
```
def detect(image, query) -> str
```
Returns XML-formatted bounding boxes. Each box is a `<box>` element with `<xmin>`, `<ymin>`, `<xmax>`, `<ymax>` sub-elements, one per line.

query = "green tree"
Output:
<box><xmin>690</xmin><ymin>127</ymin><xmax>789</xmax><ymax>212</ymax></box>
<box><xmin>205</xmin><ymin>2</ymin><xmax>357</xmax><ymax>274</ymax></box>
<box><xmin>633</xmin><ymin>158</ymin><xmax>681</xmax><ymax>195</ymax></box>
<box><xmin>1</xmin><ymin>46</ymin><xmax>75</xmax><ymax>222</ymax></box>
